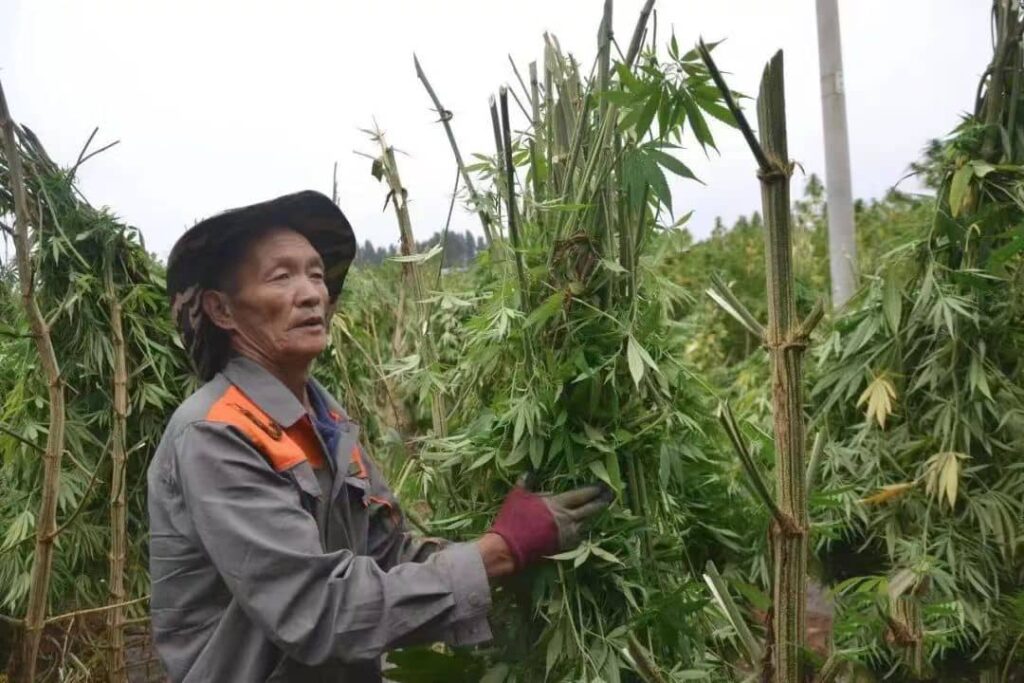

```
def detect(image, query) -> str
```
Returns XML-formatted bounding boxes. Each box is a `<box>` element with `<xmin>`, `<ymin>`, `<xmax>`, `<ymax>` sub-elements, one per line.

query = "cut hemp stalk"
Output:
<box><xmin>105</xmin><ymin>255</ymin><xmax>129</xmax><ymax>683</ymax></box>
<box><xmin>0</xmin><ymin>80</ymin><xmax>70</xmax><ymax>683</ymax></box>
<box><xmin>698</xmin><ymin>43</ymin><xmax>823</xmax><ymax>682</ymax></box>
<box><xmin>366</xmin><ymin>128</ymin><xmax>449</xmax><ymax>438</ymax></box>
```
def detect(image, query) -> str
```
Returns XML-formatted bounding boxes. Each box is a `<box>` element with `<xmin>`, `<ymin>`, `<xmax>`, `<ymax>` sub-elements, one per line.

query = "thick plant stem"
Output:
<box><xmin>700</xmin><ymin>43</ymin><xmax>814</xmax><ymax>682</ymax></box>
<box><xmin>0</xmin><ymin>78</ymin><xmax>68</xmax><ymax>683</ymax></box>
<box><xmin>499</xmin><ymin>87</ymin><xmax>530</xmax><ymax>312</ymax></box>
<box><xmin>105</xmin><ymin>258</ymin><xmax>129</xmax><ymax>683</ymax></box>
<box><xmin>373</xmin><ymin>133</ymin><xmax>448</xmax><ymax>437</ymax></box>
<box><xmin>624</xmin><ymin>0</ymin><xmax>656</xmax><ymax>67</ymax></box>
<box><xmin>978</xmin><ymin>1</ymin><xmax>1021</xmax><ymax>161</ymax></box>
<box><xmin>756</xmin><ymin>52</ymin><xmax>808</xmax><ymax>683</ymax></box>
<box><xmin>890</xmin><ymin>595</ymin><xmax>924</xmax><ymax>677</ymax></box>
<box><xmin>528</xmin><ymin>60</ymin><xmax>544</xmax><ymax>218</ymax></box>
<box><xmin>413</xmin><ymin>55</ymin><xmax>496</xmax><ymax>249</ymax></box>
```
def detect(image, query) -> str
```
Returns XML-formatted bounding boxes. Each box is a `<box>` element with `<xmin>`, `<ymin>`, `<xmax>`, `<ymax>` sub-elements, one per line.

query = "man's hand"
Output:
<box><xmin>540</xmin><ymin>485</ymin><xmax>614</xmax><ymax>551</ymax></box>
<box><xmin>487</xmin><ymin>482</ymin><xmax>612</xmax><ymax>571</ymax></box>
<box><xmin>476</xmin><ymin>533</ymin><xmax>516</xmax><ymax>579</ymax></box>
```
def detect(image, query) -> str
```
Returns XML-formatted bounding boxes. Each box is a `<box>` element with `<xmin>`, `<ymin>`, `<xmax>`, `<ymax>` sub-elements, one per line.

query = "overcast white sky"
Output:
<box><xmin>1</xmin><ymin>1</ymin><xmax>991</xmax><ymax>258</ymax></box>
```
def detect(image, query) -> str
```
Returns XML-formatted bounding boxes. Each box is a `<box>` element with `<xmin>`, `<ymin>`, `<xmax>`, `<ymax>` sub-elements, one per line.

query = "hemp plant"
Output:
<box><xmin>379</xmin><ymin>3</ymin><xmax>760</xmax><ymax>681</ymax></box>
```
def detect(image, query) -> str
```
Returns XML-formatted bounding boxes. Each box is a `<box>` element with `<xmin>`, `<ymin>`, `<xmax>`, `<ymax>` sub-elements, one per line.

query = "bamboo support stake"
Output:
<box><xmin>499</xmin><ymin>87</ymin><xmax>530</xmax><ymax>312</ymax></box>
<box><xmin>489</xmin><ymin>96</ymin><xmax>505</xmax><ymax>227</ymax></box>
<box><xmin>756</xmin><ymin>51</ymin><xmax>808</xmax><ymax>683</ymax></box>
<box><xmin>597</xmin><ymin>0</ymin><xmax>613</xmax><ymax>118</ymax></box>
<box><xmin>0</xmin><ymin>79</ymin><xmax>69</xmax><ymax>683</ymax></box>
<box><xmin>699</xmin><ymin>43</ymin><xmax>818</xmax><ymax>683</ymax></box>
<box><xmin>413</xmin><ymin>55</ymin><xmax>496</xmax><ymax>248</ymax></box>
<box><xmin>624</xmin><ymin>0</ymin><xmax>656</xmax><ymax>68</ymax></box>
<box><xmin>528</xmin><ymin>60</ymin><xmax>544</xmax><ymax>216</ymax></box>
<box><xmin>596</xmin><ymin>0</ymin><xmax>617</xmax><ymax>300</ymax></box>
<box><xmin>104</xmin><ymin>257</ymin><xmax>129</xmax><ymax>683</ymax></box>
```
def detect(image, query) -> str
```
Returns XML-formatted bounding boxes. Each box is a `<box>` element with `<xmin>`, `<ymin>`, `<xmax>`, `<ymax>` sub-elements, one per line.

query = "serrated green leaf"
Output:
<box><xmin>600</xmin><ymin>258</ymin><xmax>628</xmax><ymax>274</ymax></box>
<box><xmin>626</xmin><ymin>335</ymin><xmax>645</xmax><ymax>387</ymax></box>
<box><xmin>646</xmin><ymin>147</ymin><xmax>698</xmax><ymax>181</ymax></box>
<box><xmin>588</xmin><ymin>460</ymin><xmax>612</xmax><ymax>487</ymax></box>
<box><xmin>645</xmin><ymin>158</ymin><xmax>672</xmax><ymax>212</ymax></box>
<box><xmin>970</xmin><ymin>160</ymin><xmax>995</xmax><ymax>177</ymax></box>
<box><xmin>388</xmin><ymin>243</ymin><xmax>443</xmax><ymax>263</ymax></box>
<box><xmin>680</xmin><ymin>92</ymin><xmax>714</xmax><ymax>150</ymax></box>
<box><xmin>696</xmin><ymin>96</ymin><xmax>736</xmax><ymax>126</ymax></box>
<box><xmin>883</xmin><ymin>278</ymin><xmax>902</xmax><ymax>334</ymax></box>
<box><xmin>529</xmin><ymin>436</ymin><xmax>545</xmax><ymax>469</ymax></box>
<box><xmin>546</xmin><ymin>625</ymin><xmax>563</xmax><ymax>674</ymax></box>
<box><xmin>604</xmin><ymin>450</ymin><xmax>624</xmax><ymax>493</ymax></box>
<box><xmin>468</xmin><ymin>451</ymin><xmax>494</xmax><ymax>471</ymax></box>
<box><xmin>659</xmin><ymin>445</ymin><xmax>672</xmax><ymax>488</ymax></box>
<box><xmin>949</xmin><ymin>164</ymin><xmax>973</xmax><ymax>218</ymax></box>
<box><xmin>590</xmin><ymin>545</ymin><xmax>623</xmax><ymax>565</ymax></box>
<box><xmin>502</xmin><ymin>441</ymin><xmax>529</xmax><ymax>467</ymax></box>
<box><xmin>635</xmin><ymin>90</ymin><xmax>661</xmax><ymax>138</ymax></box>
<box><xmin>584</xmin><ymin>422</ymin><xmax>606</xmax><ymax>443</ymax></box>
<box><xmin>548</xmin><ymin>546</ymin><xmax>587</xmax><ymax>561</ymax></box>
<box><xmin>525</xmin><ymin>290</ymin><xmax>565</xmax><ymax>328</ymax></box>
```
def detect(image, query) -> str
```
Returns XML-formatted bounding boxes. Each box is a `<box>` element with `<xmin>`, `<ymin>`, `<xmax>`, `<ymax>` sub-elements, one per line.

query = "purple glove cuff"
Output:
<box><xmin>489</xmin><ymin>487</ymin><xmax>559</xmax><ymax>570</ymax></box>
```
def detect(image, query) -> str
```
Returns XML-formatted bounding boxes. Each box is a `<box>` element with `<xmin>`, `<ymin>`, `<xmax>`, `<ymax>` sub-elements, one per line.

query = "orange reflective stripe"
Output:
<box><xmin>285</xmin><ymin>418</ymin><xmax>326</xmax><ymax>470</ymax></box>
<box><xmin>350</xmin><ymin>443</ymin><xmax>368</xmax><ymax>479</ymax></box>
<box><xmin>205</xmin><ymin>386</ymin><xmax>307</xmax><ymax>472</ymax></box>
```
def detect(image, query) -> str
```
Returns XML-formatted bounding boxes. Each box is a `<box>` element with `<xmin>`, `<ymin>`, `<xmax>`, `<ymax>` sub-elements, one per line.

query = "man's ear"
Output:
<box><xmin>201</xmin><ymin>290</ymin><xmax>236</xmax><ymax>332</ymax></box>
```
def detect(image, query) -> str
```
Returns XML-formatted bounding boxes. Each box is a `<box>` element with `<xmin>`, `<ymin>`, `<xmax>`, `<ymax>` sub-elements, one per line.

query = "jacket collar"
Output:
<box><xmin>220</xmin><ymin>356</ymin><xmax>307</xmax><ymax>429</ymax></box>
<box><xmin>308</xmin><ymin>377</ymin><xmax>348</xmax><ymax>421</ymax></box>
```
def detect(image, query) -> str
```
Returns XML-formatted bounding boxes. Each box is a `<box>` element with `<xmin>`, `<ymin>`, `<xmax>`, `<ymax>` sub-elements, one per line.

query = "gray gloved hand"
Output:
<box><xmin>541</xmin><ymin>483</ymin><xmax>614</xmax><ymax>551</ymax></box>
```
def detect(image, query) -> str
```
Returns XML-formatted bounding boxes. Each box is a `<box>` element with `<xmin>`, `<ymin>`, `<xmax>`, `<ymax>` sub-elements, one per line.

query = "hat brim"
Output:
<box><xmin>167</xmin><ymin>190</ymin><xmax>356</xmax><ymax>303</ymax></box>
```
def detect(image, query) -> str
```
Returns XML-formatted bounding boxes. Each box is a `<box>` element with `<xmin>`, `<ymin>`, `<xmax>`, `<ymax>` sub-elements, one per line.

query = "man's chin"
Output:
<box><xmin>288</xmin><ymin>338</ymin><xmax>329</xmax><ymax>363</ymax></box>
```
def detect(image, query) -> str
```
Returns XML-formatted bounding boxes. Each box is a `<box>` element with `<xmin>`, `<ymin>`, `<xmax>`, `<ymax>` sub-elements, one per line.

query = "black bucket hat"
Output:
<box><xmin>167</xmin><ymin>190</ymin><xmax>356</xmax><ymax>379</ymax></box>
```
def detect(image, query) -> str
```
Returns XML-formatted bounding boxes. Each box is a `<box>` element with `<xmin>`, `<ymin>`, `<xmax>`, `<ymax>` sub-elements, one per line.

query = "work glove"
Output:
<box><xmin>489</xmin><ymin>480</ymin><xmax>613</xmax><ymax>570</ymax></box>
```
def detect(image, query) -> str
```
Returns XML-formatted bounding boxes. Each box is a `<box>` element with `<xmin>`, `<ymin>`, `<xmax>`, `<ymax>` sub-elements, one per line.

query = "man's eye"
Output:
<box><xmin>310</xmin><ymin>271</ymin><xmax>324</xmax><ymax>280</ymax></box>
<box><xmin>271</xmin><ymin>272</ymin><xmax>290</xmax><ymax>281</ymax></box>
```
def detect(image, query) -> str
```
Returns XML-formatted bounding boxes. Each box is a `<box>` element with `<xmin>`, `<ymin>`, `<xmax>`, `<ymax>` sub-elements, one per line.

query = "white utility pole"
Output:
<box><xmin>816</xmin><ymin>0</ymin><xmax>857</xmax><ymax>308</ymax></box>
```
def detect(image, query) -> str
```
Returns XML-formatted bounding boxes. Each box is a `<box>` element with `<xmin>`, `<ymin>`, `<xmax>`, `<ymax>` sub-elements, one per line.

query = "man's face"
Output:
<box><xmin>204</xmin><ymin>227</ymin><xmax>330</xmax><ymax>370</ymax></box>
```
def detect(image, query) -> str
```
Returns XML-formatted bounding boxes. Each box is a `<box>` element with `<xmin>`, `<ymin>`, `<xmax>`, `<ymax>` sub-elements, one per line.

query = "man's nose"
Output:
<box><xmin>296</xmin><ymin>276</ymin><xmax>323</xmax><ymax>308</ymax></box>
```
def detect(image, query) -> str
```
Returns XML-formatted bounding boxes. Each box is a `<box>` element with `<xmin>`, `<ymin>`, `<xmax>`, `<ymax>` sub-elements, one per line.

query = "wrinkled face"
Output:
<box><xmin>202</xmin><ymin>227</ymin><xmax>330</xmax><ymax>371</ymax></box>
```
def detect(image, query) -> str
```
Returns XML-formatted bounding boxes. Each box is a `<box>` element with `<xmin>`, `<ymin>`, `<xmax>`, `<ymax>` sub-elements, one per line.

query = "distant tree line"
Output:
<box><xmin>354</xmin><ymin>229</ymin><xmax>489</xmax><ymax>268</ymax></box>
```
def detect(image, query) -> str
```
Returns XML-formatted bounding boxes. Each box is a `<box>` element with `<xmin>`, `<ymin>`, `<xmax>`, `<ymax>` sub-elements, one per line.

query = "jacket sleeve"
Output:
<box><xmin>361</xmin><ymin>449</ymin><xmax>497</xmax><ymax>648</ymax></box>
<box><xmin>174</xmin><ymin>421</ymin><xmax>492</xmax><ymax>665</ymax></box>
<box><xmin>362</xmin><ymin>454</ymin><xmax>448</xmax><ymax>569</ymax></box>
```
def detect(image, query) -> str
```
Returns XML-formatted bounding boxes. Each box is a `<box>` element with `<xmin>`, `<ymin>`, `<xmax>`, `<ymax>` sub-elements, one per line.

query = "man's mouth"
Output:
<box><xmin>293</xmin><ymin>315</ymin><xmax>325</xmax><ymax>330</ymax></box>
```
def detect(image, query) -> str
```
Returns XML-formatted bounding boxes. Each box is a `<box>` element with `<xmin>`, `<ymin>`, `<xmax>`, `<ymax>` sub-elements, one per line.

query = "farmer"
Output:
<box><xmin>148</xmin><ymin>190</ymin><xmax>611</xmax><ymax>682</ymax></box>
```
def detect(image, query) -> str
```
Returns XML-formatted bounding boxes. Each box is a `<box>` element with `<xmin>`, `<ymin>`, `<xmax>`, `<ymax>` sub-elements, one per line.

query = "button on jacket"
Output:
<box><xmin>147</xmin><ymin>356</ymin><xmax>492</xmax><ymax>682</ymax></box>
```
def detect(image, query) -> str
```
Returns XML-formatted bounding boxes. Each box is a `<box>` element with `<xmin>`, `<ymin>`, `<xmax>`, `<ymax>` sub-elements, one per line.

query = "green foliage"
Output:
<box><xmin>0</xmin><ymin>134</ymin><xmax>188</xmax><ymax>672</ymax></box>
<box><xmin>0</xmin><ymin>2</ymin><xmax>1020</xmax><ymax>681</ymax></box>
<box><xmin>665</xmin><ymin>175</ymin><xmax>931</xmax><ymax>376</ymax></box>
<box><xmin>810</xmin><ymin>30</ymin><xmax>1024</xmax><ymax>676</ymax></box>
<box><xmin>377</xmin><ymin>19</ymin><xmax>763</xmax><ymax>682</ymax></box>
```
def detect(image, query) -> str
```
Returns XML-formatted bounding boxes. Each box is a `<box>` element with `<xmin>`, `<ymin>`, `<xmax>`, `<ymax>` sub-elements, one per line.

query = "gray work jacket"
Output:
<box><xmin>147</xmin><ymin>356</ymin><xmax>492</xmax><ymax>682</ymax></box>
